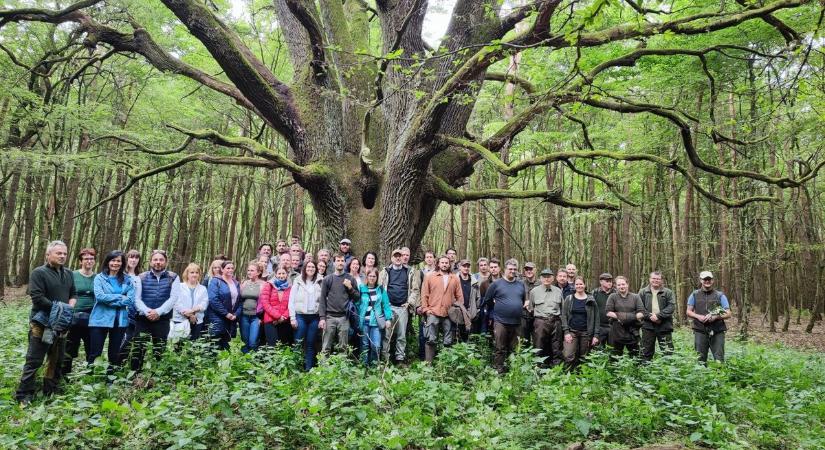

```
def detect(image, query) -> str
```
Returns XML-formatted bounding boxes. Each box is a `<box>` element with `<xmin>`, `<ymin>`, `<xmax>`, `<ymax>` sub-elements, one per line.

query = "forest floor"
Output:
<box><xmin>732</xmin><ymin>313</ymin><xmax>825</xmax><ymax>352</ymax></box>
<box><xmin>0</xmin><ymin>298</ymin><xmax>824</xmax><ymax>449</ymax></box>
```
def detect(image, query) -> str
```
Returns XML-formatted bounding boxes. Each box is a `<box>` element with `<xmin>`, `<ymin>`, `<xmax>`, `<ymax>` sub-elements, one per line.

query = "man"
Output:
<box><xmin>319</xmin><ymin>254</ymin><xmax>360</xmax><ymax>354</ymax></box>
<box><xmin>473</xmin><ymin>257</ymin><xmax>490</xmax><ymax>284</ymax></box>
<box><xmin>421</xmin><ymin>251</ymin><xmax>437</xmax><ymax>275</ymax></box>
<box><xmin>421</xmin><ymin>256</ymin><xmax>463</xmax><ymax>362</ymax></box>
<box><xmin>452</xmin><ymin>259</ymin><xmax>479</xmax><ymax>343</ymax></box>
<box><xmin>638</xmin><ymin>271</ymin><xmax>676</xmax><ymax>361</ymax></box>
<box><xmin>275</xmin><ymin>239</ymin><xmax>289</xmax><ymax>265</ymax></box>
<box><xmin>316</xmin><ymin>248</ymin><xmax>331</xmax><ymax>266</ymax></box>
<box><xmin>15</xmin><ymin>240</ymin><xmax>76</xmax><ymax>403</ymax></box>
<box><xmin>379</xmin><ymin>248</ymin><xmax>421</xmax><ymax>364</ymax></box>
<box><xmin>400</xmin><ymin>247</ymin><xmax>412</xmax><ymax>266</ymax></box>
<box><xmin>290</xmin><ymin>235</ymin><xmax>301</xmax><ymax>247</ymax></box>
<box><xmin>483</xmin><ymin>259</ymin><xmax>526</xmax><ymax>373</ymax></box>
<box><xmin>63</xmin><ymin>248</ymin><xmax>96</xmax><ymax>377</ymax></box>
<box><xmin>606</xmin><ymin>276</ymin><xmax>644</xmax><ymax>357</ymax></box>
<box><xmin>527</xmin><ymin>268</ymin><xmax>563</xmax><ymax>366</ymax></box>
<box><xmin>132</xmin><ymin>250</ymin><xmax>178</xmax><ymax>371</ymax></box>
<box><xmin>566</xmin><ymin>263</ymin><xmax>577</xmax><ymax>281</ymax></box>
<box><xmin>520</xmin><ymin>262</ymin><xmax>540</xmax><ymax>342</ymax></box>
<box><xmin>338</xmin><ymin>238</ymin><xmax>354</xmax><ymax>266</ymax></box>
<box><xmin>445</xmin><ymin>248</ymin><xmax>459</xmax><ymax>272</ymax></box>
<box><xmin>592</xmin><ymin>273</ymin><xmax>615</xmax><ymax>349</ymax></box>
<box><xmin>289</xmin><ymin>244</ymin><xmax>304</xmax><ymax>271</ymax></box>
<box><xmin>477</xmin><ymin>258</ymin><xmax>502</xmax><ymax>334</ymax></box>
<box><xmin>556</xmin><ymin>268</ymin><xmax>574</xmax><ymax>299</ymax></box>
<box><xmin>289</xmin><ymin>253</ymin><xmax>302</xmax><ymax>284</ymax></box>
<box><xmin>686</xmin><ymin>271</ymin><xmax>732</xmax><ymax>364</ymax></box>
<box><xmin>417</xmin><ymin>249</ymin><xmax>437</xmax><ymax>360</ymax></box>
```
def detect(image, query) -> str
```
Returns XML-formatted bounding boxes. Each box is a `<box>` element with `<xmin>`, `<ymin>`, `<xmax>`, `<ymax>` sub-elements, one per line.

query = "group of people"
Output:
<box><xmin>14</xmin><ymin>238</ymin><xmax>732</xmax><ymax>403</ymax></box>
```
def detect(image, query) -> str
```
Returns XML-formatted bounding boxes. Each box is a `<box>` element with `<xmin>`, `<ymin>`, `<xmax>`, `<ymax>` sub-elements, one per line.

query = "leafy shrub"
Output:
<box><xmin>0</xmin><ymin>303</ymin><xmax>823</xmax><ymax>449</ymax></box>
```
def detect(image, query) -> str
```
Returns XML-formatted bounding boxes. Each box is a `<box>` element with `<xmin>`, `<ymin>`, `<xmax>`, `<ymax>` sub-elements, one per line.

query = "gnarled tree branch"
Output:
<box><xmin>427</xmin><ymin>175</ymin><xmax>621</xmax><ymax>209</ymax></box>
<box><xmin>75</xmin><ymin>153</ymin><xmax>280</xmax><ymax>218</ymax></box>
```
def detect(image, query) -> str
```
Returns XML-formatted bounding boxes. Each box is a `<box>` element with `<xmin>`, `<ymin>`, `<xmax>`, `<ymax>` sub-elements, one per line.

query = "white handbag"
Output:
<box><xmin>168</xmin><ymin>319</ymin><xmax>191</xmax><ymax>340</ymax></box>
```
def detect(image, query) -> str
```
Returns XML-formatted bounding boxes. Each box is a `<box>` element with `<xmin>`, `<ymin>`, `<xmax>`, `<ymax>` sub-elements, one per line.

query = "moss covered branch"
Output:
<box><xmin>427</xmin><ymin>176</ymin><xmax>621</xmax><ymax>210</ymax></box>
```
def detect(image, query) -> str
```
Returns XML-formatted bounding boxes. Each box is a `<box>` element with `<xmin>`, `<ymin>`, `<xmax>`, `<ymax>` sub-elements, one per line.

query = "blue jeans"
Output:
<box><xmin>239</xmin><ymin>314</ymin><xmax>261</xmax><ymax>353</ymax></box>
<box><xmin>360</xmin><ymin>323</ymin><xmax>382</xmax><ymax>366</ymax></box>
<box><xmin>295</xmin><ymin>314</ymin><xmax>320</xmax><ymax>371</ymax></box>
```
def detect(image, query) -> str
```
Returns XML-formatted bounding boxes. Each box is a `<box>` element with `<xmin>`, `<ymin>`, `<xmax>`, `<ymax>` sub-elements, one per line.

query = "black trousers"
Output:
<box><xmin>640</xmin><ymin>329</ymin><xmax>674</xmax><ymax>361</ymax></box>
<box><xmin>16</xmin><ymin>323</ymin><xmax>66</xmax><ymax>401</ymax></box>
<box><xmin>88</xmin><ymin>326</ymin><xmax>128</xmax><ymax>371</ymax></box>
<box><xmin>611</xmin><ymin>339</ymin><xmax>639</xmax><ymax>358</ymax></box>
<box><xmin>62</xmin><ymin>314</ymin><xmax>91</xmax><ymax>376</ymax></box>
<box><xmin>264</xmin><ymin>321</ymin><xmax>294</xmax><ymax>346</ymax></box>
<box><xmin>130</xmin><ymin>316</ymin><xmax>170</xmax><ymax>371</ymax></box>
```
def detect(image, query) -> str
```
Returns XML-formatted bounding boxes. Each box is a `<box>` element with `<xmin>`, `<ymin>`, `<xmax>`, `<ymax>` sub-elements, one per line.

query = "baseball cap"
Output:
<box><xmin>540</xmin><ymin>268</ymin><xmax>554</xmax><ymax>276</ymax></box>
<box><xmin>459</xmin><ymin>259</ymin><xmax>471</xmax><ymax>267</ymax></box>
<box><xmin>392</xmin><ymin>248</ymin><xmax>403</xmax><ymax>256</ymax></box>
<box><xmin>524</xmin><ymin>262</ymin><xmax>536</xmax><ymax>269</ymax></box>
<box><xmin>599</xmin><ymin>272</ymin><xmax>613</xmax><ymax>280</ymax></box>
<box><xmin>699</xmin><ymin>271</ymin><xmax>714</xmax><ymax>280</ymax></box>
<box><xmin>339</xmin><ymin>238</ymin><xmax>352</xmax><ymax>244</ymax></box>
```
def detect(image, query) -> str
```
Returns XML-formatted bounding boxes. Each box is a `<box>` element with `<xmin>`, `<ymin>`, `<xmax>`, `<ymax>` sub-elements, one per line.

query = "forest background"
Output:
<box><xmin>1</xmin><ymin>0</ymin><xmax>824</xmax><ymax>340</ymax></box>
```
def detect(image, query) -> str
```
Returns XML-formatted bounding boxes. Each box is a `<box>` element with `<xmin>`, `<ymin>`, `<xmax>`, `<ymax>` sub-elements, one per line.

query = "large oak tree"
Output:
<box><xmin>1</xmin><ymin>0</ymin><xmax>819</xmax><ymax>257</ymax></box>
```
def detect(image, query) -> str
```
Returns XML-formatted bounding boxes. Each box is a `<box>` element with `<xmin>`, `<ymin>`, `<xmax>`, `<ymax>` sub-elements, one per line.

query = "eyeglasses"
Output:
<box><xmin>524</xmin><ymin>267</ymin><xmax>534</xmax><ymax>271</ymax></box>
<box><xmin>702</xmin><ymin>277</ymin><xmax>713</xmax><ymax>281</ymax></box>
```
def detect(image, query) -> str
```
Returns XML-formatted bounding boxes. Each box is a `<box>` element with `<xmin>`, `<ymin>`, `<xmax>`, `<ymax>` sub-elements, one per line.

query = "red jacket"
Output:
<box><xmin>259</xmin><ymin>282</ymin><xmax>290</xmax><ymax>324</ymax></box>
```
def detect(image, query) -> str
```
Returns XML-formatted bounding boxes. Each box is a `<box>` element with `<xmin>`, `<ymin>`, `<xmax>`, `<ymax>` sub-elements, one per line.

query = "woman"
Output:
<box><xmin>202</xmin><ymin>259</ymin><xmax>224</xmax><ymax>288</ymax></box>
<box><xmin>356</xmin><ymin>268</ymin><xmax>393</xmax><ymax>366</ymax></box>
<box><xmin>64</xmin><ymin>248</ymin><xmax>96</xmax><ymax>376</ymax></box>
<box><xmin>257</xmin><ymin>243</ymin><xmax>276</xmax><ymax>280</ymax></box>
<box><xmin>560</xmin><ymin>276</ymin><xmax>599</xmax><ymax>371</ymax></box>
<box><xmin>316</xmin><ymin>260</ymin><xmax>328</xmax><ymax>280</ymax></box>
<box><xmin>347</xmin><ymin>257</ymin><xmax>364</xmax><ymax>286</ymax></box>
<box><xmin>89</xmin><ymin>251</ymin><xmax>136</xmax><ymax>373</ymax></box>
<box><xmin>118</xmin><ymin>249</ymin><xmax>142</xmax><ymax>364</ymax></box>
<box><xmin>206</xmin><ymin>260</ymin><xmax>242</xmax><ymax>351</ymax></box>
<box><xmin>260</xmin><ymin>267</ymin><xmax>291</xmax><ymax>346</ymax></box>
<box><xmin>239</xmin><ymin>261</ymin><xmax>265</xmax><ymax>353</ymax></box>
<box><xmin>362</xmin><ymin>252</ymin><xmax>378</xmax><ymax>275</ymax></box>
<box><xmin>289</xmin><ymin>261</ymin><xmax>322</xmax><ymax>370</ymax></box>
<box><xmin>171</xmin><ymin>263</ymin><xmax>209</xmax><ymax>341</ymax></box>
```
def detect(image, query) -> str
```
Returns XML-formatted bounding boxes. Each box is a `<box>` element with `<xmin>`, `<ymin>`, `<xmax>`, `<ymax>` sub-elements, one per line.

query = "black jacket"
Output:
<box><xmin>638</xmin><ymin>286</ymin><xmax>676</xmax><ymax>332</ymax></box>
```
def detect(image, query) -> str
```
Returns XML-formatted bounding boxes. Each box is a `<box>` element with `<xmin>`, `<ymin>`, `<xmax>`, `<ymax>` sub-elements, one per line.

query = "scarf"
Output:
<box><xmin>274</xmin><ymin>278</ymin><xmax>289</xmax><ymax>291</ymax></box>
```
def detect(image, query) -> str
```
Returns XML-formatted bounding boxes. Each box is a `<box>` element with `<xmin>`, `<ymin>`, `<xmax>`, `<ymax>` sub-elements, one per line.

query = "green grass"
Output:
<box><xmin>1</xmin><ymin>301</ymin><xmax>823</xmax><ymax>449</ymax></box>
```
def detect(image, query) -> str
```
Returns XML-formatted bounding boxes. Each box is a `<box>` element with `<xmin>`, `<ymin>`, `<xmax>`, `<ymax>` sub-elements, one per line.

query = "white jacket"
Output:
<box><xmin>171</xmin><ymin>279</ymin><xmax>209</xmax><ymax>324</ymax></box>
<box><xmin>288</xmin><ymin>276</ymin><xmax>322</xmax><ymax>320</ymax></box>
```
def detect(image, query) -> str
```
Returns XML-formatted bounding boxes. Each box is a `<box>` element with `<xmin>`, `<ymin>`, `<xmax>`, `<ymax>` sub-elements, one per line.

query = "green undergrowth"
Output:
<box><xmin>0</xmin><ymin>302</ymin><xmax>823</xmax><ymax>449</ymax></box>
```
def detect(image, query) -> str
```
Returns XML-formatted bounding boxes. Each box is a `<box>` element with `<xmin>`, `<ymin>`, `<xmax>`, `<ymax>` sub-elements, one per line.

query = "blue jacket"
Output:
<box><xmin>90</xmin><ymin>273</ymin><xmax>135</xmax><ymax>328</ymax></box>
<box><xmin>356</xmin><ymin>284</ymin><xmax>393</xmax><ymax>330</ymax></box>
<box><xmin>137</xmin><ymin>270</ymin><xmax>178</xmax><ymax>318</ymax></box>
<box><xmin>206</xmin><ymin>277</ymin><xmax>242</xmax><ymax>337</ymax></box>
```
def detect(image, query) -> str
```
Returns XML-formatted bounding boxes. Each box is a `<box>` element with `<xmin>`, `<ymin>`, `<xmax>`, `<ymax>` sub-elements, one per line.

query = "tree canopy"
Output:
<box><xmin>2</xmin><ymin>0</ymin><xmax>822</xmax><ymax>257</ymax></box>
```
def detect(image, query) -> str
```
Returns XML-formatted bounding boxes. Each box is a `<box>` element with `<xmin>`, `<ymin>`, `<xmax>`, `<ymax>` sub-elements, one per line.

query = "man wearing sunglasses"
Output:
<box><xmin>686</xmin><ymin>271</ymin><xmax>731</xmax><ymax>364</ymax></box>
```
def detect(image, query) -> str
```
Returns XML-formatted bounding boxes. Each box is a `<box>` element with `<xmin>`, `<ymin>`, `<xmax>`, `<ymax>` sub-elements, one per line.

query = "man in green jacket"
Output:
<box><xmin>638</xmin><ymin>271</ymin><xmax>676</xmax><ymax>361</ymax></box>
<box><xmin>15</xmin><ymin>240</ymin><xmax>76</xmax><ymax>404</ymax></box>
